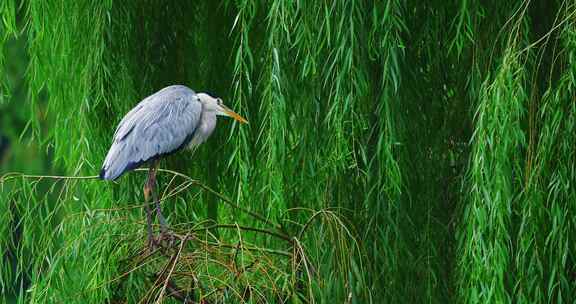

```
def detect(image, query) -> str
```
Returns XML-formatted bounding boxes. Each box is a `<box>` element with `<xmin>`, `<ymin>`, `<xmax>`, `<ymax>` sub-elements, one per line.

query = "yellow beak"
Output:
<box><xmin>222</xmin><ymin>106</ymin><xmax>248</xmax><ymax>124</ymax></box>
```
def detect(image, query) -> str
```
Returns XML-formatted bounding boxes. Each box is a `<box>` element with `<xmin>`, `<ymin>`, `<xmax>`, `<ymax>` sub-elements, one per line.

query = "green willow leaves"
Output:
<box><xmin>1</xmin><ymin>0</ymin><xmax>576</xmax><ymax>303</ymax></box>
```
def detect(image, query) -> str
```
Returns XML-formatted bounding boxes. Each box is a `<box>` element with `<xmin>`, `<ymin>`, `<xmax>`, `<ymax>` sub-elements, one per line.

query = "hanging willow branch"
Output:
<box><xmin>3</xmin><ymin>1</ymin><xmax>576</xmax><ymax>303</ymax></box>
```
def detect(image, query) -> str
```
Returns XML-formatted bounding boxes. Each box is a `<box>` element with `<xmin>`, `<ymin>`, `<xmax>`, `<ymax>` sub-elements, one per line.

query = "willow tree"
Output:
<box><xmin>1</xmin><ymin>0</ymin><xmax>576</xmax><ymax>303</ymax></box>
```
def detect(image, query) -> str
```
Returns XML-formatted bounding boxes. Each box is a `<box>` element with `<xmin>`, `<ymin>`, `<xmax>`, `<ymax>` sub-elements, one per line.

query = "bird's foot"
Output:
<box><xmin>146</xmin><ymin>232</ymin><xmax>161</xmax><ymax>252</ymax></box>
<box><xmin>146</xmin><ymin>230</ymin><xmax>176</xmax><ymax>252</ymax></box>
<box><xmin>159</xmin><ymin>229</ymin><xmax>176</xmax><ymax>248</ymax></box>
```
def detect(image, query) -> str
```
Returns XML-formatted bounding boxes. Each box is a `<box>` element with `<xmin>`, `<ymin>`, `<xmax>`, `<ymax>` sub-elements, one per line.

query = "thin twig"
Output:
<box><xmin>2</xmin><ymin>169</ymin><xmax>281</xmax><ymax>232</ymax></box>
<box><xmin>0</xmin><ymin>172</ymin><xmax>99</xmax><ymax>182</ymax></box>
<box><xmin>147</xmin><ymin>168</ymin><xmax>282</xmax><ymax>231</ymax></box>
<box><xmin>193</xmin><ymin>224</ymin><xmax>292</xmax><ymax>242</ymax></box>
<box><xmin>173</xmin><ymin>233</ymin><xmax>292</xmax><ymax>257</ymax></box>
<box><xmin>157</xmin><ymin>233</ymin><xmax>188</xmax><ymax>304</ymax></box>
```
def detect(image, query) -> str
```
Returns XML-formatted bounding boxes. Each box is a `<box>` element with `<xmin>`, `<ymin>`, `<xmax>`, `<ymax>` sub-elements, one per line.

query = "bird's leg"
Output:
<box><xmin>149</xmin><ymin>160</ymin><xmax>170</xmax><ymax>240</ymax></box>
<box><xmin>143</xmin><ymin>170</ymin><xmax>157</xmax><ymax>249</ymax></box>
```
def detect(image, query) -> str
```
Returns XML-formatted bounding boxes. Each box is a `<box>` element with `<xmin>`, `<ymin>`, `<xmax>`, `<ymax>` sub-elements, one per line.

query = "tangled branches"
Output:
<box><xmin>0</xmin><ymin>169</ymin><xmax>364</xmax><ymax>303</ymax></box>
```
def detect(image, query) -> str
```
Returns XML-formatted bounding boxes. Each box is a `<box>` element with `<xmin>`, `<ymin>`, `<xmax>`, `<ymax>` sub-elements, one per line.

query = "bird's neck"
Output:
<box><xmin>188</xmin><ymin>111</ymin><xmax>217</xmax><ymax>149</ymax></box>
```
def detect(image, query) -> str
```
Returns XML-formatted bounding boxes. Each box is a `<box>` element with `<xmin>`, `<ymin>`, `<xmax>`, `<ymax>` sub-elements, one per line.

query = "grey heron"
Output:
<box><xmin>99</xmin><ymin>85</ymin><xmax>248</xmax><ymax>246</ymax></box>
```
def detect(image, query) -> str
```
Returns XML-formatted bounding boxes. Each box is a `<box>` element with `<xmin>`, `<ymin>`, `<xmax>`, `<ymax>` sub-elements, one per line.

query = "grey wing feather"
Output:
<box><xmin>100</xmin><ymin>85</ymin><xmax>202</xmax><ymax>180</ymax></box>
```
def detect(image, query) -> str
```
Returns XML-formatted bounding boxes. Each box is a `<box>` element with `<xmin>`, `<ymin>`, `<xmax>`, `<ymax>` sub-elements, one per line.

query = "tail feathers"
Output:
<box><xmin>99</xmin><ymin>165</ymin><xmax>119</xmax><ymax>180</ymax></box>
<box><xmin>100</xmin><ymin>142</ymin><xmax>128</xmax><ymax>181</ymax></box>
<box><xmin>100</xmin><ymin>160</ymin><xmax>144</xmax><ymax>181</ymax></box>
<box><xmin>99</xmin><ymin>164</ymin><xmax>124</xmax><ymax>181</ymax></box>
<box><xmin>100</xmin><ymin>141</ymin><xmax>150</xmax><ymax>181</ymax></box>
<box><xmin>99</xmin><ymin>165</ymin><xmax>123</xmax><ymax>181</ymax></box>
<box><xmin>99</xmin><ymin>168</ymin><xmax>107</xmax><ymax>180</ymax></box>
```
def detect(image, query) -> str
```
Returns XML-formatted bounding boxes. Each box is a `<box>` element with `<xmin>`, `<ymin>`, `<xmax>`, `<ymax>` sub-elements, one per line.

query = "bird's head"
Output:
<box><xmin>197</xmin><ymin>93</ymin><xmax>248</xmax><ymax>124</ymax></box>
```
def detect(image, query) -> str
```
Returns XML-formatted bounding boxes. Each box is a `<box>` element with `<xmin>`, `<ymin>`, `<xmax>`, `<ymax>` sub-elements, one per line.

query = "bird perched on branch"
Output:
<box><xmin>99</xmin><ymin>85</ymin><xmax>248</xmax><ymax>246</ymax></box>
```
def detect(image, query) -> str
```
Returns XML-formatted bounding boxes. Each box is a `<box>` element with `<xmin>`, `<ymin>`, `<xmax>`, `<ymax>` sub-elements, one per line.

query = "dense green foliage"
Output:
<box><xmin>1</xmin><ymin>0</ymin><xmax>576</xmax><ymax>303</ymax></box>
